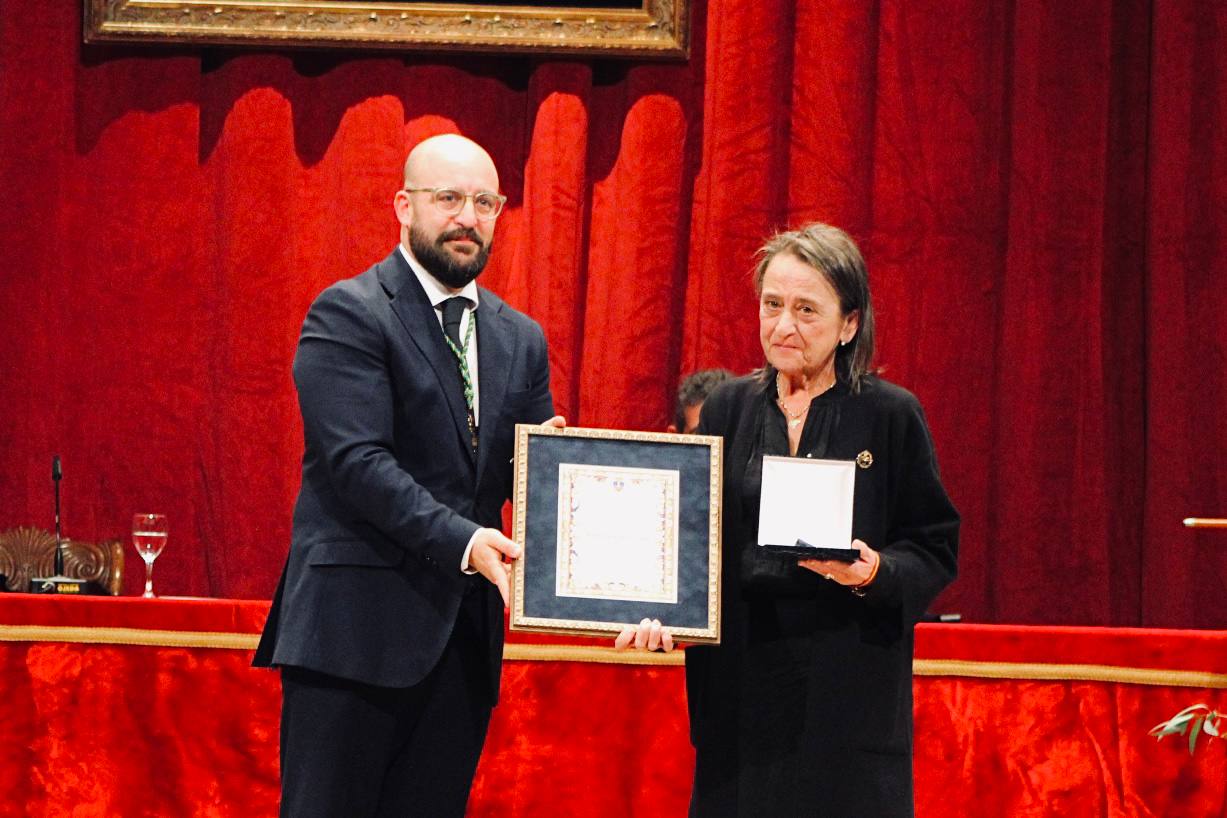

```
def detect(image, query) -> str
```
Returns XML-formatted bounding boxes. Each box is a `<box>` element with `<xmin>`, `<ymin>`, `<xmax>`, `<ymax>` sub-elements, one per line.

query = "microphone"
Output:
<box><xmin>52</xmin><ymin>455</ymin><xmax>64</xmax><ymax>575</ymax></box>
<box><xmin>32</xmin><ymin>454</ymin><xmax>90</xmax><ymax>595</ymax></box>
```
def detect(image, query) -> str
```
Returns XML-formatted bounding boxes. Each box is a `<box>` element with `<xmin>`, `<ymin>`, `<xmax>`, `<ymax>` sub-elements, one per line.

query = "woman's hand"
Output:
<box><xmin>614</xmin><ymin>618</ymin><xmax>675</xmax><ymax>652</ymax></box>
<box><xmin>799</xmin><ymin>539</ymin><xmax>879</xmax><ymax>587</ymax></box>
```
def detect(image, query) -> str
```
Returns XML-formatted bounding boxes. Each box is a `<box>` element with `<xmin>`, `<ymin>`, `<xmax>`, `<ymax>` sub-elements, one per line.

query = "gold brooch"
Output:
<box><xmin>856</xmin><ymin>450</ymin><xmax>873</xmax><ymax>469</ymax></box>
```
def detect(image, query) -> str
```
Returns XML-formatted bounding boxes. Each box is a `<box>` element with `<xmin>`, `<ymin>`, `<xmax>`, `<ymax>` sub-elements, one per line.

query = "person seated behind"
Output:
<box><xmin>668</xmin><ymin>368</ymin><xmax>733</xmax><ymax>434</ymax></box>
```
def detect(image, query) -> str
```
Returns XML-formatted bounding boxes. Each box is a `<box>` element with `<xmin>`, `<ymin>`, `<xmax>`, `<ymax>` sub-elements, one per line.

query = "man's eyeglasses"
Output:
<box><xmin>403</xmin><ymin>187</ymin><xmax>507</xmax><ymax>221</ymax></box>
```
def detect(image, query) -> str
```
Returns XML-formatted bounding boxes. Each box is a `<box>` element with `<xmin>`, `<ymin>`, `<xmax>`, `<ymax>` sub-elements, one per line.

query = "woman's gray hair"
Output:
<box><xmin>753</xmin><ymin>222</ymin><xmax>876</xmax><ymax>392</ymax></box>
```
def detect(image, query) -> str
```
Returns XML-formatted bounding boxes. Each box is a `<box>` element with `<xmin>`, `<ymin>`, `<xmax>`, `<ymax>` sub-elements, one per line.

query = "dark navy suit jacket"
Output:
<box><xmin>254</xmin><ymin>249</ymin><xmax>554</xmax><ymax>697</ymax></box>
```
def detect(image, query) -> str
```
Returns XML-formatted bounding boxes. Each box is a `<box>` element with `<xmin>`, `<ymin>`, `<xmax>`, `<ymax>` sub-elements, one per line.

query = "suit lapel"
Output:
<box><xmin>475</xmin><ymin>292</ymin><xmax>515</xmax><ymax>483</ymax></box>
<box><xmin>378</xmin><ymin>252</ymin><xmax>474</xmax><ymax>463</ymax></box>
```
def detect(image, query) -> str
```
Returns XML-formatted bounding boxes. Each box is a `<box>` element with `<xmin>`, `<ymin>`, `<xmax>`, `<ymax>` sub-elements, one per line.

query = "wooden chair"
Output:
<box><xmin>0</xmin><ymin>526</ymin><xmax>124</xmax><ymax>595</ymax></box>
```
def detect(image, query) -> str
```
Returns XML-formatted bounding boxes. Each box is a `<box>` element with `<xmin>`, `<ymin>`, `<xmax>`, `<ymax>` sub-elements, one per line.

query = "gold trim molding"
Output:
<box><xmin>914</xmin><ymin>659</ymin><xmax>1227</xmax><ymax>689</ymax></box>
<box><xmin>503</xmin><ymin>642</ymin><xmax>683</xmax><ymax>665</ymax></box>
<box><xmin>0</xmin><ymin>624</ymin><xmax>260</xmax><ymax>650</ymax></box>
<box><xmin>0</xmin><ymin>623</ymin><xmax>685</xmax><ymax>663</ymax></box>
<box><xmin>3</xmin><ymin>624</ymin><xmax>1225</xmax><ymax>684</ymax></box>
<box><xmin>84</xmin><ymin>0</ymin><xmax>691</xmax><ymax>59</ymax></box>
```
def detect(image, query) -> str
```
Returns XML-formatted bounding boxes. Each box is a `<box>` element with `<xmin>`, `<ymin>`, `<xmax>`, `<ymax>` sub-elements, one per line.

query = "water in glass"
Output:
<box><xmin>132</xmin><ymin>513</ymin><xmax>168</xmax><ymax>598</ymax></box>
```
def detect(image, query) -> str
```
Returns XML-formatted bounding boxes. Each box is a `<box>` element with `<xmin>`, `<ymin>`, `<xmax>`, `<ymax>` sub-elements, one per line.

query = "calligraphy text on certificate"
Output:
<box><xmin>556</xmin><ymin>464</ymin><xmax>680</xmax><ymax>603</ymax></box>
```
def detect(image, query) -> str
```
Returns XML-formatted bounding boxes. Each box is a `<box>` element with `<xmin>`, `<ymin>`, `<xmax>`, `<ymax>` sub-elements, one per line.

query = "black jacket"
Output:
<box><xmin>685</xmin><ymin>373</ymin><xmax>959</xmax><ymax>817</ymax></box>
<box><xmin>254</xmin><ymin>250</ymin><xmax>554</xmax><ymax>694</ymax></box>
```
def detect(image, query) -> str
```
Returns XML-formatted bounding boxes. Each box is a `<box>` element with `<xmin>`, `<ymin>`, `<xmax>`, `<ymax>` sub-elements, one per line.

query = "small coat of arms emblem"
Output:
<box><xmin>855</xmin><ymin>450</ymin><xmax>873</xmax><ymax>469</ymax></box>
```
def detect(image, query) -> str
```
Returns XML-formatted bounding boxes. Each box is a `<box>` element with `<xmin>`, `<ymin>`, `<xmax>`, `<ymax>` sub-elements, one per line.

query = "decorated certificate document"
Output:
<box><xmin>556</xmin><ymin>464</ymin><xmax>679</xmax><ymax>604</ymax></box>
<box><xmin>511</xmin><ymin>425</ymin><xmax>722</xmax><ymax>644</ymax></box>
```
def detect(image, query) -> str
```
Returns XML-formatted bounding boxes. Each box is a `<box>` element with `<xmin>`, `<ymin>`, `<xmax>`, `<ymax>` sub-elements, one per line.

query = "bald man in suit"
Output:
<box><xmin>255</xmin><ymin>134</ymin><xmax>560</xmax><ymax>818</ymax></box>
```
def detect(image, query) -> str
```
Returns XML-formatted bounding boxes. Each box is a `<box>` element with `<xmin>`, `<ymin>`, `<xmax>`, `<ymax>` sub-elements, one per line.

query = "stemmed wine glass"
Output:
<box><xmin>132</xmin><ymin>513</ymin><xmax>168</xmax><ymax>598</ymax></box>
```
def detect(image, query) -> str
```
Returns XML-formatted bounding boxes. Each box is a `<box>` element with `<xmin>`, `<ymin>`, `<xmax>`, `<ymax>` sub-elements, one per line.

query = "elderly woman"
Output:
<box><xmin>623</xmin><ymin>223</ymin><xmax>959</xmax><ymax>817</ymax></box>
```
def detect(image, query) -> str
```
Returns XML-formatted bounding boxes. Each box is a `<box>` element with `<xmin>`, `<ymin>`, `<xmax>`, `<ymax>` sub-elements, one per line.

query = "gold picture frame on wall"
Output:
<box><xmin>83</xmin><ymin>1</ymin><xmax>690</xmax><ymax>60</ymax></box>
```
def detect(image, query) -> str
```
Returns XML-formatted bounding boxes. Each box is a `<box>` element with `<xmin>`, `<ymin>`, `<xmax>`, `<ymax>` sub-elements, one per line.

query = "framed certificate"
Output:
<box><xmin>511</xmin><ymin>425</ymin><xmax>721</xmax><ymax>643</ymax></box>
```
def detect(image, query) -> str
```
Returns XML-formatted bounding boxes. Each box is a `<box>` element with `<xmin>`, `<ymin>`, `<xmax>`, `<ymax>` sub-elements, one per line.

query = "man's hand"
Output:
<box><xmin>542</xmin><ymin>415</ymin><xmax>566</xmax><ymax>429</ymax></box>
<box><xmin>468</xmin><ymin>528</ymin><xmax>521</xmax><ymax>607</ymax></box>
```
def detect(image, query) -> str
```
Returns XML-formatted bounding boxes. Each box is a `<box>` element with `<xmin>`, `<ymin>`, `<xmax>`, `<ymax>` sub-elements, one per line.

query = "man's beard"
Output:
<box><xmin>409</xmin><ymin>223</ymin><xmax>491</xmax><ymax>289</ymax></box>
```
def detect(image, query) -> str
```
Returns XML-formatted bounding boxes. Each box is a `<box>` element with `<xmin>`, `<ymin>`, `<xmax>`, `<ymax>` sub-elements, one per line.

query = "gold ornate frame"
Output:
<box><xmin>510</xmin><ymin>424</ymin><xmax>721</xmax><ymax>644</ymax></box>
<box><xmin>84</xmin><ymin>1</ymin><xmax>690</xmax><ymax>59</ymax></box>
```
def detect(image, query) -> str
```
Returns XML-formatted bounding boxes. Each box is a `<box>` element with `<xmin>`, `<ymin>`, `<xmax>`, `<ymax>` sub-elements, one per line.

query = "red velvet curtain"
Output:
<box><xmin>1</xmin><ymin>0</ymin><xmax>1225</xmax><ymax>627</ymax></box>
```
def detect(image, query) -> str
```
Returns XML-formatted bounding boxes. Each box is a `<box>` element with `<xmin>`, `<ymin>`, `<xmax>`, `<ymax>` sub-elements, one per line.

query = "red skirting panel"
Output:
<box><xmin>0</xmin><ymin>597</ymin><xmax>1223</xmax><ymax>817</ymax></box>
<box><xmin>913</xmin><ymin>625</ymin><xmax>1227</xmax><ymax>818</ymax></box>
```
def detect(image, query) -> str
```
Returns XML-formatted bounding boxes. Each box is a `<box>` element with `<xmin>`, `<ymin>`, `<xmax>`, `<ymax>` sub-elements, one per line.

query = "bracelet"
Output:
<box><xmin>850</xmin><ymin>553</ymin><xmax>881</xmax><ymax>597</ymax></box>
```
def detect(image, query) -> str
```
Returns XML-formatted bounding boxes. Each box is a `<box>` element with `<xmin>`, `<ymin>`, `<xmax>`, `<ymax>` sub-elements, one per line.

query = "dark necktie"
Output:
<box><xmin>441</xmin><ymin>296</ymin><xmax>466</xmax><ymax>348</ymax></box>
<box><xmin>439</xmin><ymin>296</ymin><xmax>478</xmax><ymax>453</ymax></box>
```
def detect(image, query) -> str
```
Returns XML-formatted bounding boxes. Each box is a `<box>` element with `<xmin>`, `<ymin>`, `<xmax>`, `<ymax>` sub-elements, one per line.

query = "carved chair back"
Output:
<box><xmin>0</xmin><ymin>526</ymin><xmax>124</xmax><ymax>595</ymax></box>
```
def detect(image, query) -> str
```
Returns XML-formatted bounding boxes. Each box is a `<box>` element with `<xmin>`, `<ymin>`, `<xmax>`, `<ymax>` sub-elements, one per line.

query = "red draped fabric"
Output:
<box><xmin>2</xmin><ymin>598</ymin><xmax>1224</xmax><ymax>817</ymax></box>
<box><xmin>915</xmin><ymin>679</ymin><xmax>1227</xmax><ymax>818</ymax></box>
<box><xmin>1</xmin><ymin>4</ymin><xmax>1226</xmax><ymax>622</ymax></box>
<box><xmin>913</xmin><ymin>624</ymin><xmax>1227</xmax><ymax>818</ymax></box>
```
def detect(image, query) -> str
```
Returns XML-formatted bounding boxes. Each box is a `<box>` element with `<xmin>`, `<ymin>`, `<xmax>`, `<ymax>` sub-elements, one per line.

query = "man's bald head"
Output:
<box><xmin>403</xmin><ymin>134</ymin><xmax>498</xmax><ymax>190</ymax></box>
<box><xmin>394</xmin><ymin>134</ymin><xmax>502</xmax><ymax>291</ymax></box>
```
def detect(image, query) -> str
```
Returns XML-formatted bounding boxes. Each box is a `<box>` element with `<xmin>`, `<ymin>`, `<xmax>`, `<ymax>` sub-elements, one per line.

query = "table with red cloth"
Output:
<box><xmin>0</xmin><ymin>595</ymin><xmax>1223</xmax><ymax>817</ymax></box>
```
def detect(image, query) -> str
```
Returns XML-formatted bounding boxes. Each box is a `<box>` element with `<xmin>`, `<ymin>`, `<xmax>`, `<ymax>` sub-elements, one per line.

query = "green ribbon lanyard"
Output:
<box><xmin>443</xmin><ymin>312</ymin><xmax>478</xmax><ymax>452</ymax></box>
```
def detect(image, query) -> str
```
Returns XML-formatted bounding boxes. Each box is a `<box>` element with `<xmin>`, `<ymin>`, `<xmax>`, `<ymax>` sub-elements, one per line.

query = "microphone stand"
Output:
<box><xmin>32</xmin><ymin>455</ymin><xmax>89</xmax><ymax>594</ymax></box>
<box><xmin>53</xmin><ymin>455</ymin><xmax>65</xmax><ymax>575</ymax></box>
